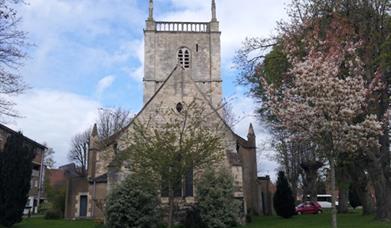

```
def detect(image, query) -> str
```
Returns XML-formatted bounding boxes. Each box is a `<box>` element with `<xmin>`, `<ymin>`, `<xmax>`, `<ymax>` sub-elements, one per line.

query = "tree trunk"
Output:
<box><xmin>337</xmin><ymin>187</ymin><xmax>349</xmax><ymax>213</ymax></box>
<box><xmin>350</xmin><ymin>171</ymin><xmax>374</xmax><ymax>215</ymax></box>
<box><xmin>330</xmin><ymin>159</ymin><xmax>338</xmax><ymax>228</ymax></box>
<box><xmin>301</xmin><ymin>161</ymin><xmax>322</xmax><ymax>202</ymax></box>
<box><xmin>369</xmin><ymin>166</ymin><xmax>391</xmax><ymax>221</ymax></box>
<box><xmin>357</xmin><ymin>188</ymin><xmax>374</xmax><ymax>215</ymax></box>
<box><xmin>372</xmin><ymin>179</ymin><xmax>391</xmax><ymax>221</ymax></box>
<box><xmin>168</xmin><ymin>180</ymin><xmax>174</xmax><ymax>228</ymax></box>
<box><xmin>370</xmin><ymin>69</ymin><xmax>391</xmax><ymax>221</ymax></box>
<box><xmin>336</xmin><ymin>159</ymin><xmax>350</xmax><ymax>214</ymax></box>
<box><xmin>367</xmin><ymin>146</ymin><xmax>391</xmax><ymax>221</ymax></box>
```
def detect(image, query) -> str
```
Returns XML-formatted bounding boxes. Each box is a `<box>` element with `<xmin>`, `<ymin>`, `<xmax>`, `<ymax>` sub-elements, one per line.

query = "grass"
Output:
<box><xmin>12</xmin><ymin>217</ymin><xmax>103</xmax><ymax>228</ymax></box>
<box><xmin>7</xmin><ymin>210</ymin><xmax>391</xmax><ymax>228</ymax></box>
<box><xmin>244</xmin><ymin>210</ymin><xmax>391</xmax><ymax>228</ymax></box>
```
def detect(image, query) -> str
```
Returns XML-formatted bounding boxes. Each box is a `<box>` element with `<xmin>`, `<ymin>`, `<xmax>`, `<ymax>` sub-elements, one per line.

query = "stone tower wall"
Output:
<box><xmin>143</xmin><ymin>21</ymin><xmax>222</xmax><ymax>107</ymax></box>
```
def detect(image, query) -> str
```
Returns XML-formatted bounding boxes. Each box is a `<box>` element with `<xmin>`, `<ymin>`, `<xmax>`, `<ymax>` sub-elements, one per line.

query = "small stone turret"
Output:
<box><xmin>247</xmin><ymin>123</ymin><xmax>256</xmax><ymax>146</ymax></box>
<box><xmin>241</xmin><ymin>123</ymin><xmax>260</xmax><ymax>215</ymax></box>
<box><xmin>88</xmin><ymin>123</ymin><xmax>99</xmax><ymax>179</ymax></box>
<box><xmin>148</xmin><ymin>0</ymin><xmax>153</xmax><ymax>21</ymax></box>
<box><xmin>211</xmin><ymin>0</ymin><xmax>217</xmax><ymax>22</ymax></box>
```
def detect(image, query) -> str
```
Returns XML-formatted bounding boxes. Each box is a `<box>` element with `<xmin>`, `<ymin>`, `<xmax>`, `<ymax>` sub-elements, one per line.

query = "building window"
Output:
<box><xmin>160</xmin><ymin>169</ymin><xmax>193</xmax><ymax>197</ymax></box>
<box><xmin>184</xmin><ymin>169</ymin><xmax>193</xmax><ymax>197</ymax></box>
<box><xmin>176</xmin><ymin>102</ymin><xmax>183</xmax><ymax>112</ymax></box>
<box><xmin>178</xmin><ymin>47</ymin><xmax>190</xmax><ymax>69</ymax></box>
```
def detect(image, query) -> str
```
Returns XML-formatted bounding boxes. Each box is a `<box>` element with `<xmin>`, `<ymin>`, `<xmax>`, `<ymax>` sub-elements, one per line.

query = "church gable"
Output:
<box><xmin>118</xmin><ymin>64</ymin><xmax>237</xmax><ymax>149</ymax></box>
<box><xmin>92</xmin><ymin>64</ymin><xmax>240</xmax><ymax>178</ymax></box>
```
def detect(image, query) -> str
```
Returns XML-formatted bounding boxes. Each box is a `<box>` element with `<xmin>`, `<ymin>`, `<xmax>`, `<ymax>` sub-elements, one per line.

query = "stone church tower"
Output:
<box><xmin>65</xmin><ymin>0</ymin><xmax>262</xmax><ymax>221</ymax></box>
<box><xmin>143</xmin><ymin>0</ymin><xmax>222</xmax><ymax>108</ymax></box>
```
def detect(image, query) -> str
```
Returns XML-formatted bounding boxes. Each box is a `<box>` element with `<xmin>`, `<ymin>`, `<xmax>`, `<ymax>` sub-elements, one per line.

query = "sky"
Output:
<box><xmin>6</xmin><ymin>0</ymin><xmax>290</xmax><ymax>179</ymax></box>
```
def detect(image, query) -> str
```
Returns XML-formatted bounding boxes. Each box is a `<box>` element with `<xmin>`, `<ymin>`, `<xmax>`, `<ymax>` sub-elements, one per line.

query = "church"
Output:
<box><xmin>65</xmin><ymin>0</ymin><xmax>264</xmax><ymax>220</ymax></box>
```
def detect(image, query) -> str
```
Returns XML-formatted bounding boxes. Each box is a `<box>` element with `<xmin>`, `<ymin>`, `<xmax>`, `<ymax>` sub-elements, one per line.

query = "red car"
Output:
<box><xmin>296</xmin><ymin>201</ymin><xmax>322</xmax><ymax>215</ymax></box>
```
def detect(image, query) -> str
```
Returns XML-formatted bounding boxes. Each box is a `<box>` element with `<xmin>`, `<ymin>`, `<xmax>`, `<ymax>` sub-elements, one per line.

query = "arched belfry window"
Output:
<box><xmin>178</xmin><ymin>47</ymin><xmax>190</xmax><ymax>69</ymax></box>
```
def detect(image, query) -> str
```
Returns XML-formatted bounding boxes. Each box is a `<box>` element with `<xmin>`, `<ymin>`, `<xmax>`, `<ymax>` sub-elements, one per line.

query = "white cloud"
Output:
<box><xmin>17</xmin><ymin>0</ymin><xmax>146</xmax><ymax>83</ymax></box>
<box><xmin>7</xmin><ymin>89</ymin><xmax>100</xmax><ymax>166</ymax></box>
<box><xmin>230</xmin><ymin>93</ymin><xmax>278</xmax><ymax>181</ymax></box>
<box><xmin>96</xmin><ymin>75</ymin><xmax>116</xmax><ymax>96</ymax></box>
<box><xmin>160</xmin><ymin>0</ymin><xmax>290</xmax><ymax>69</ymax></box>
<box><xmin>121</xmin><ymin>39</ymin><xmax>145</xmax><ymax>82</ymax></box>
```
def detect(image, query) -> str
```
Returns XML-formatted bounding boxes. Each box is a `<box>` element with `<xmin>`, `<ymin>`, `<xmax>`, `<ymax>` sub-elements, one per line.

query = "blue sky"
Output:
<box><xmin>7</xmin><ymin>0</ymin><xmax>290</xmax><ymax>178</ymax></box>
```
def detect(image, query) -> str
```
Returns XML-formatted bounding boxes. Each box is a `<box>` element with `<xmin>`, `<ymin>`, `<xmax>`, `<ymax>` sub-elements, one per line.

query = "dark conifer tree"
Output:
<box><xmin>0</xmin><ymin>133</ymin><xmax>36</xmax><ymax>227</ymax></box>
<box><xmin>273</xmin><ymin>171</ymin><xmax>296</xmax><ymax>218</ymax></box>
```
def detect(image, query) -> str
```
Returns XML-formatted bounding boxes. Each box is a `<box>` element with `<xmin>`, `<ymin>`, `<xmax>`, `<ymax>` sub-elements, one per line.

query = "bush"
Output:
<box><xmin>273</xmin><ymin>171</ymin><xmax>296</xmax><ymax>218</ymax></box>
<box><xmin>45</xmin><ymin>180</ymin><xmax>66</xmax><ymax>215</ymax></box>
<box><xmin>183</xmin><ymin>206</ymin><xmax>205</xmax><ymax>228</ymax></box>
<box><xmin>197</xmin><ymin>168</ymin><xmax>240</xmax><ymax>228</ymax></box>
<box><xmin>44</xmin><ymin>209</ymin><xmax>63</xmax><ymax>220</ymax></box>
<box><xmin>105</xmin><ymin>172</ymin><xmax>160</xmax><ymax>228</ymax></box>
<box><xmin>38</xmin><ymin>202</ymin><xmax>51</xmax><ymax>215</ymax></box>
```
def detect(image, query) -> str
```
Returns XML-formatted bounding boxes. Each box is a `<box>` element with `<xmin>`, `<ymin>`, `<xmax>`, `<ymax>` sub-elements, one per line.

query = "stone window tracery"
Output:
<box><xmin>178</xmin><ymin>47</ymin><xmax>190</xmax><ymax>69</ymax></box>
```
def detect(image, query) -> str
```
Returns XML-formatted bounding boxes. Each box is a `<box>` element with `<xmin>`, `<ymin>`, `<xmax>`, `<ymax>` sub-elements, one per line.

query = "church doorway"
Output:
<box><xmin>79</xmin><ymin>195</ymin><xmax>88</xmax><ymax>217</ymax></box>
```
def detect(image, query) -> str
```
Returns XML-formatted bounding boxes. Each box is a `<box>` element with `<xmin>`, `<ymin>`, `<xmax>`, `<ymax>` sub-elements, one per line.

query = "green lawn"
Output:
<box><xmin>9</xmin><ymin>211</ymin><xmax>391</xmax><ymax>228</ymax></box>
<box><xmin>13</xmin><ymin>217</ymin><xmax>102</xmax><ymax>228</ymax></box>
<box><xmin>244</xmin><ymin>211</ymin><xmax>390</xmax><ymax>228</ymax></box>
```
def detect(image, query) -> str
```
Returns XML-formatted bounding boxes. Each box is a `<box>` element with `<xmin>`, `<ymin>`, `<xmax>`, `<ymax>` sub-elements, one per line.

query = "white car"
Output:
<box><xmin>316</xmin><ymin>194</ymin><xmax>338</xmax><ymax>208</ymax></box>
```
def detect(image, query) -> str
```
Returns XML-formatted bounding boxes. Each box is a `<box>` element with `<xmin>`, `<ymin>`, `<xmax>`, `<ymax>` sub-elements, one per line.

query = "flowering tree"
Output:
<box><xmin>236</xmin><ymin>0</ymin><xmax>391</xmax><ymax>221</ymax></box>
<box><xmin>264</xmin><ymin>18</ymin><xmax>383</xmax><ymax>228</ymax></box>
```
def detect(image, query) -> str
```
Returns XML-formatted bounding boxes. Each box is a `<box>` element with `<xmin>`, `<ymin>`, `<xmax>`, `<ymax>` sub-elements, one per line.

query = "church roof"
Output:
<box><xmin>102</xmin><ymin>65</ymin><xmax>181</xmax><ymax>145</ymax></box>
<box><xmin>100</xmin><ymin>64</ymin><xmax>249</xmax><ymax>149</ymax></box>
<box><xmin>0</xmin><ymin>123</ymin><xmax>47</xmax><ymax>150</ymax></box>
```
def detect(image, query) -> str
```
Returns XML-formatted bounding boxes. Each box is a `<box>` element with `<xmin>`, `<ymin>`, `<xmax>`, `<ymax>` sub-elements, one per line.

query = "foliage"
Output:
<box><xmin>44</xmin><ymin>183</ymin><xmax>65</xmax><ymax>219</ymax></box>
<box><xmin>0</xmin><ymin>0</ymin><xmax>28</xmax><ymax>120</ymax></box>
<box><xmin>44</xmin><ymin>209</ymin><xmax>63</xmax><ymax>220</ymax></box>
<box><xmin>273</xmin><ymin>171</ymin><xmax>296</xmax><ymax>219</ymax></box>
<box><xmin>264</xmin><ymin>16</ymin><xmax>384</xmax><ymax>227</ymax></box>
<box><xmin>349</xmin><ymin>185</ymin><xmax>362</xmax><ymax>209</ymax></box>
<box><xmin>105</xmin><ymin>172</ymin><xmax>160</xmax><ymax>228</ymax></box>
<box><xmin>183</xmin><ymin>206</ymin><xmax>204</xmax><ymax>228</ymax></box>
<box><xmin>0</xmin><ymin>133</ymin><xmax>36</xmax><ymax>227</ymax></box>
<box><xmin>264</xmin><ymin>17</ymin><xmax>383</xmax><ymax>157</ymax></box>
<box><xmin>235</xmin><ymin>0</ymin><xmax>391</xmax><ymax>220</ymax></box>
<box><xmin>120</xmin><ymin>100</ymin><xmax>224</xmax><ymax>227</ymax></box>
<box><xmin>38</xmin><ymin>202</ymin><xmax>50</xmax><ymax>215</ymax></box>
<box><xmin>196</xmin><ymin>168</ymin><xmax>240</xmax><ymax>228</ymax></box>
